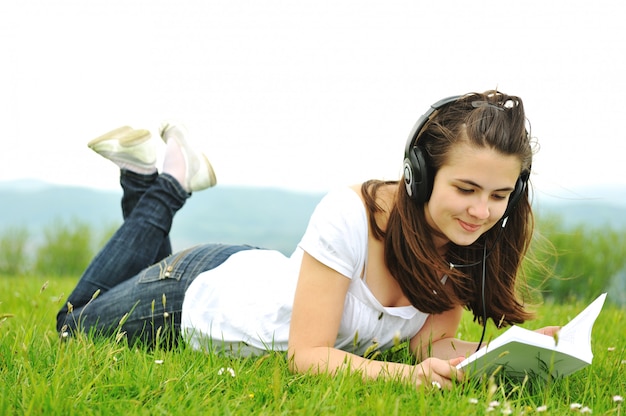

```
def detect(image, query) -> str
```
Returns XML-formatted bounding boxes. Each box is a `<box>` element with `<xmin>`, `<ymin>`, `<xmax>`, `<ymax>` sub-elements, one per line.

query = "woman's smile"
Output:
<box><xmin>457</xmin><ymin>219</ymin><xmax>483</xmax><ymax>233</ymax></box>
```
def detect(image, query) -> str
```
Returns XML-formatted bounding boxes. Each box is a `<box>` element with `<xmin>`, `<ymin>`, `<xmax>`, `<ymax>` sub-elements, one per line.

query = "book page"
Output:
<box><xmin>456</xmin><ymin>325</ymin><xmax>578</xmax><ymax>376</ymax></box>
<box><xmin>462</xmin><ymin>339</ymin><xmax>588</xmax><ymax>379</ymax></box>
<box><xmin>457</xmin><ymin>293</ymin><xmax>607</xmax><ymax>379</ymax></box>
<box><xmin>557</xmin><ymin>293</ymin><xmax>607</xmax><ymax>345</ymax></box>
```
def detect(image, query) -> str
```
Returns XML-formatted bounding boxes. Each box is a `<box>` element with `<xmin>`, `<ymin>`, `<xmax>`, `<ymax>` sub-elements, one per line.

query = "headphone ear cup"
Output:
<box><xmin>503</xmin><ymin>172</ymin><xmax>528</xmax><ymax>219</ymax></box>
<box><xmin>403</xmin><ymin>95</ymin><xmax>461</xmax><ymax>204</ymax></box>
<box><xmin>403</xmin><ymin>146</ymin><xmax>432</xmax><ymax>204</ymax></box>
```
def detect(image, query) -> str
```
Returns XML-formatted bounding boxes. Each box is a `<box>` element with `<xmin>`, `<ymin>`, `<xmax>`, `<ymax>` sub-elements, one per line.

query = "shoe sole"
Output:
<box><xmin>188</xmin><ymin>153</ymin><xmax>218</xmax><ymax>191</ymax></box>
<box><xmin>88</xmin><ymin>126</ymin><xmax>151</xmax><ymax>148</ymax></box>
<box><xmin>87</xmin><ymin>126</ymin><xmax>156</xmax><ymax>170</ymax></box>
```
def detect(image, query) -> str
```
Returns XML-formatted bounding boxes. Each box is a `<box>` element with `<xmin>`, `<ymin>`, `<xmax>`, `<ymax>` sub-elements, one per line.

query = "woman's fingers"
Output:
<box><xmin>536</xmin><ymin>326</ymin><xmax>561</xmax><ymax>336</ymax></box>
<box><xmin>449</xmin><ymin>356</ymin><xmax>465</xmax><ymax>367</ymax></box>
<box><xmin>414</xmin><ymin>357</ymin><xmax>466</xmax><ymax>389</ymax></box>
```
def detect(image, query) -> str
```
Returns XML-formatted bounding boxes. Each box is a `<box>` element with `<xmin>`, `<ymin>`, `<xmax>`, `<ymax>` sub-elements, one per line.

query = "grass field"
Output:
<box><xmin>1</xmin><ymin>275</ymin><xmax>624</xmax><ymax>415</ymax></box>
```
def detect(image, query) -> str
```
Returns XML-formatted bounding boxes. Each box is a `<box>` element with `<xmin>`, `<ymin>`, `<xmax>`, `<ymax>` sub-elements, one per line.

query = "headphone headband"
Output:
<box><xmin>403</xmin><ymin>95</ymin><xmax>461</xmax><ymax>160</ymax></box>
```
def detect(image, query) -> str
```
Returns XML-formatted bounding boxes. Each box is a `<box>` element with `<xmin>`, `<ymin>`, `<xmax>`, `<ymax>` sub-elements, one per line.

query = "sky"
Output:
<box><xmin>1</xmin><ymin>0</ymin><xmax>625</xmax><ymax>205</ymax></box>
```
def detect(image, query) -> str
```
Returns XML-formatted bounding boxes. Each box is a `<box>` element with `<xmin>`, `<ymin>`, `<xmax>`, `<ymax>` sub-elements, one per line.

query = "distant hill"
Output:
<box><xmin>535</xmin><ymin>202</ymin><xmax>626</xmax><ymax>229</ymax></box>
<box><xmin>0</xmin><ymin>180</ymin><xmax>323</xmax><ymax>255</ymax></box>
<box><xmin>0</xmin><ymin>180</ymin><xmax>624</xmax><ymax>255</ymax></box>
<box><xmin>533</xmin><ymin>184</ymin><xmax>626</xmax><ymax>230</ymax></box>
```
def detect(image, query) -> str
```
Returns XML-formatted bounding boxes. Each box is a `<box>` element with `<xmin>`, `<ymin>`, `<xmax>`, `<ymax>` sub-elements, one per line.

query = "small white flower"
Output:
<box><xmin>218</xmin><ymin>367</ymin><xmax>236</xmax><ymax>377</ymax></box>
<box><xmin>501</xmin><ymin>407</ymin><xmax>512</xmax><ymax>415</ymax></box>
<box><xmin>613</xmin><ymin>395</ymin><xmax>623</xmax><ymax>403</ymax></box>
<box><xmin>61</xmin><ymin>331</ymin><xmax>69</xmax><ymax>338</ymax></box>
<box><xmin>570</xmin><ymin>403</ymin><xmax>583</xmax><ymax>409</ymax></box>
<box><xmin>580</xmin><ymin>406</ymin><xmax>592</xmax><ymax>414</ymax></box>
<box><xmin>536</xmin><ymin>405</ymin><xmax>548</xmax><ymax>412</ymax></box>
<box><xmin>469</xmin><ymin>398</ymin><xmax>479</xmax><ymax>404</ymax></box>
<box><xmin>154</xmin><ymin>360</ymin><xmax>164</xmax><ymax>365</ymax></box>
<box><xmin>431</xmin><ymin>381</ymin><xmax>442</xmax><ymax>389</ymax></box>
<box><xmin>607</xmin><ymin>347</ymin><xmax>616</xmax><ymax>352</ymax></box>
<box><xmin>489</xmin><ymin>401</ymin><xmax>500</xmax><ymax>407</ymax></box>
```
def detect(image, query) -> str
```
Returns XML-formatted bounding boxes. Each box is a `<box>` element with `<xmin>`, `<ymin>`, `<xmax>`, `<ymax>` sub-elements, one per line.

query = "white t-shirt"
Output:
<box><xmin>181</xmin><ymin>187</ymin><xmax>429</xmax><ymax>356</ymax></box>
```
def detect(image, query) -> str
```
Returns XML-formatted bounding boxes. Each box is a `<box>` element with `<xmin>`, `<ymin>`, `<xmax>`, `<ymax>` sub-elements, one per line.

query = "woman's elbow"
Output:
<box><xmin>286</xmin><ymin>344</ymin><xmax>329</xmax><ymax>375</ymax></box>
<box><xmin>287</xmin><ymin>345</ymin><xmax>307</xmax><ymax>374</ymax></box>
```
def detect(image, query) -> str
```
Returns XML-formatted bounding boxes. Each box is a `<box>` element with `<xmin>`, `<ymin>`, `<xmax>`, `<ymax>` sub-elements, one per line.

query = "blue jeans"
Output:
<box><xmin>56</xmin><ymin>170</ymin><xmax>253</xmax><ymax>346</ymax></box>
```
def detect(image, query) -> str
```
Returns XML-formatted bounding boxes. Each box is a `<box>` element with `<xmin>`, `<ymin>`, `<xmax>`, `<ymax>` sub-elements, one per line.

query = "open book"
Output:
<box><xmin>457</xmin><ymin>293</ymin><xmax>607</xmax><ymax>380</ymax></box>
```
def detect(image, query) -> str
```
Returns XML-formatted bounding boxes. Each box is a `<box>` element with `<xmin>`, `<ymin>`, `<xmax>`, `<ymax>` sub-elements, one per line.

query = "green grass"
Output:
<box><xmin>1</xmin><ymin>276</ymin><xmax>624</xmax><ymax>415</ymax></box>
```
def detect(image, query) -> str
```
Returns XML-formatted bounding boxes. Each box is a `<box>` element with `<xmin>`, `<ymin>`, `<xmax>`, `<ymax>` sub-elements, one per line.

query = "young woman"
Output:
<box><xmin>57</xmin><ymin>91</ymin><xmax>558</xmax><ymax>389</ymax></box>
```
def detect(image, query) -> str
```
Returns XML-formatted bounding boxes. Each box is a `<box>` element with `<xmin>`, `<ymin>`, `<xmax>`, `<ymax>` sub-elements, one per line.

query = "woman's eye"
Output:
<box><xmin>456</xmin><ymin>187</ymin><xmax>473</xmax><ymax>194</ymax></box>
<box><xmin>492</xmin><ymin>194</ymin><xmax>507</xmax><ymax>201</ymax></box>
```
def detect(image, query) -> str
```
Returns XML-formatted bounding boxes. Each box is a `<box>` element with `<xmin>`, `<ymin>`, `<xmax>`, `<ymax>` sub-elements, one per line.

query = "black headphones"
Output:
<box><xmin>402</xmin><ymin>95</ymin><xmax>529</xmax><ymax>221</ymax></box>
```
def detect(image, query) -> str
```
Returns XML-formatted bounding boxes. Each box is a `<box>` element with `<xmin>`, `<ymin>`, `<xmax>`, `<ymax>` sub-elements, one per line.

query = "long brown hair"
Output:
<box><xmin>362</xmin><ymin>90</ymin><xmax>534</xmax><ymax>326</ymax></box>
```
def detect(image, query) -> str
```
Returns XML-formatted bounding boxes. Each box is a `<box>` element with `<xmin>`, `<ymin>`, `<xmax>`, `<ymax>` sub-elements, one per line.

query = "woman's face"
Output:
<box><xmin>425</xmin><ymin>141</ymin><xmax>522</xmax><ymax>249</ymax></box>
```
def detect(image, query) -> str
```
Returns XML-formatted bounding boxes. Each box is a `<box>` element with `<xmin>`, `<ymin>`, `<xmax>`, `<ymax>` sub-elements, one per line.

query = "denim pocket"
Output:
<box><xmin>136</xmin><ymin>248</ymin><xmax>192</xmax><ymax>284</ymax></box>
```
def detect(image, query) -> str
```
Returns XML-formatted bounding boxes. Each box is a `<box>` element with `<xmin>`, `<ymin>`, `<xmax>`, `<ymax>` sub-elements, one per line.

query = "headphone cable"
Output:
<box><xmin>446</xmin><ymin>217</ymin><xmax>507</xmax><ymax>352</ymax></box>
<box><xmin>475</xmin><ymin>242</ymin><xmax>488</xmax><ymax>352</ymax></box>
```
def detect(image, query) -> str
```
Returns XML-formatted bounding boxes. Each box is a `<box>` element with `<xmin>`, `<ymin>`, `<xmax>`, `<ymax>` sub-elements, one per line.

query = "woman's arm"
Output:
<box><xmin>288</xmin><ymin>252</ymin><xmax>464</xmax><ymax>389</ymax></box>
<box><xmin>410</xmin><ymin>304</ymin><xmax>480</xmax><ymax>360</ymax></box>
<box><xmin>411</xmin><ymin>307</ymin><xmax>562</xmax><ymax>360</ymax></box>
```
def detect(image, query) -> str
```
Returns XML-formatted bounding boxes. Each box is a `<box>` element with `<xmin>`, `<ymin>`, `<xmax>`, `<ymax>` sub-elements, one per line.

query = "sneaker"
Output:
<box><xmin>159</xmin><ymin>121</ymin><xmax>217</xmax><ymax>192</ymax></box>
<box><xmin>88</xmin><ymin>126</ymin><xmax>156</xmax><ymax>174</ymax></box>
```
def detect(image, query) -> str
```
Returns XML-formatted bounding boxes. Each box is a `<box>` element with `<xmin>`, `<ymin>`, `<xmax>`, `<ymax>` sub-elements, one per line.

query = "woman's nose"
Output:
<box><xmin>468</xmin><ymin>198</ymin><xmax>490</xmax><ymax>220</ymax></box>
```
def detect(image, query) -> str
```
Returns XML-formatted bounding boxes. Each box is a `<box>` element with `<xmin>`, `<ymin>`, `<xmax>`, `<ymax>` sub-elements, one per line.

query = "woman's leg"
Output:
<box><xmin>58</xmin><ymin>243</ymin><xmax>254</xmax><ymax>347</ymax></box>
<box><xmin>57</xmin><ymin>122</ymin><xmax>218</xmax><ymax>340</ymax></box>
<box><xmin>56</xmin><ymin>173</ymin><xmax>189</xmax><ymax>331</ymax></box>
<box><xmin>120</xmin><ymin>169</ymin><xmax>172</xmax><ymax>261</ymax></box>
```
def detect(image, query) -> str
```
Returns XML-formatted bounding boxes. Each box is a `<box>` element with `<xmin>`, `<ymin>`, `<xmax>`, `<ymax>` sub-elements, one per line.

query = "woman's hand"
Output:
<box><xmin>534</xmin><ymin>326</ymin><xmax>561</xmax><ymax>337</ymax></box>
<box><xmin>410</xmin><ymin>357</ymin><xmax>465</xmax><ymax>389</ymax></box>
